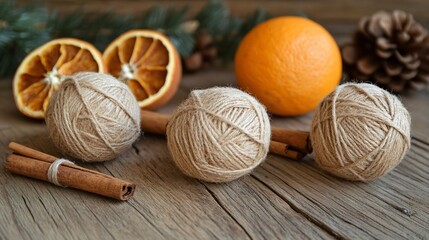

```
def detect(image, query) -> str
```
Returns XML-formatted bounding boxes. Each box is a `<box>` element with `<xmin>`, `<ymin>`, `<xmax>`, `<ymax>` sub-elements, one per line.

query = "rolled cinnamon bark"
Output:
<box><xmin>140</xmin><ymin>110</ymin><xmax>170</xmax><ymax>135</ymax></box>
<box><xmin>6</xmin><ymin>142</ymin><xmax>135</xmax><ymax>201</ymax></box>
<box><xmin>140</xmin><ymin>110</ymin><xmax>306</xmax><ymax>160</ymax></box>
<box><xmin>269</xmin><ymin>140</ymin><xmax>305</xmax><ymax>160</ymax></box>
<box><xmin>271</xmin><ymin>127</ymin><xmax>312</xmax><ymax>153</ymax></box>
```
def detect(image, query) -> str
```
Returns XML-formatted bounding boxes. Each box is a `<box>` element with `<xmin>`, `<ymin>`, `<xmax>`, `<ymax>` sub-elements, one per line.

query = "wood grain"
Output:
<box><xmin>1</xmin><ymin>67</ymin><xmax>429</xmax><ymax>239</ymax></box>
<box><xmin>3</xmin><ymin>1</ymin><xmax>429</xmax><ymax>238</ymax></box>
<box><xmin>0</xmin><ymin>74</ymin><xmax>331</xmax><ymax>239</ymax></box>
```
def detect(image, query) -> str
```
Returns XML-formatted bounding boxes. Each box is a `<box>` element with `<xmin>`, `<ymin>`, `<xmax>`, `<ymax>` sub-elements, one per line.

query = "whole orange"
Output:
<box><xmin>235</xmin><ymin>17</ymin><xmax>342</xmax><ymax>116</ymax></box>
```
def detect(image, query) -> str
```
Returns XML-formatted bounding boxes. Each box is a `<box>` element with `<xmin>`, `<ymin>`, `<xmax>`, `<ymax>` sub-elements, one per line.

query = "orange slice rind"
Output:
<box><xmin>103</xmin><ymin>30</ymin><xmax>182</xmax><ymax>110</ymax></box>
<box><xmin>13</xmin><ymin>38</ymin><xmax>104</xmax><ymax>119</ymax></box>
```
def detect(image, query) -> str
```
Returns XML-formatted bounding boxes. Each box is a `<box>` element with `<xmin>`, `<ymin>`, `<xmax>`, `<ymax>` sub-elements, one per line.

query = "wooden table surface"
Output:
<box><xmin>1</xmin><ymin>68</ymin><xmax>429</xmax><ymax>239</ymax></box>
<box><xmin>2</xmin><ymin>1</ymin><xmax>429</xmax><ymax>238</ymax></box>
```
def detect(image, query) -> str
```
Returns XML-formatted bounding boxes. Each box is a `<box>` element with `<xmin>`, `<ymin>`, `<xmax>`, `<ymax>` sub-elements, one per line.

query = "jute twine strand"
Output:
<box><xmin>45</xmin><ymin>72</ymin><xmax>141</xmax><ymax>162</ymax></box>
<box><xmin>166</xmin><ymin>87</ymin><xmax>271</xmax><ymax>182</ymax></box>
<box><xmin>310</xmin><ymin>83</ymin><xmax>411</xmax><ymax>181</ymax></box>
<box><xmin>47</xmin><ymin>159</ymin><xmax>74</xmax><ymax>187</ymax></box>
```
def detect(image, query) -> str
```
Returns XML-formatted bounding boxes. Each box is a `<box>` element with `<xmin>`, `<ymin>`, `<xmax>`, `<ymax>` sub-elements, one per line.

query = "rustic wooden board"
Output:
<box><xmin>1</xmin><ymin>68</ymin><xmax>428</xmax><ymax>239</ymax></box>
<box><xmin>3</xmin><ymin>1</ymin><xmax>429</xmax><ymax>238</ymax></box>
<box><xmin>0</xmin><ymin>74</ymin><xmax>331</xmax><ymax>239</ymax></box>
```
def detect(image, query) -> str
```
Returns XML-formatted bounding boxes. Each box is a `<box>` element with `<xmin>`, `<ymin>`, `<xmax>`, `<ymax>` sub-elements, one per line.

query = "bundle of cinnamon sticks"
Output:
<box><xmin>5</xmin><ymin>142</ymin><xmax>135</xmax><ymax>201</ymax></box>
<box><xmin>140</xmin><ymin>110</ymin><xmax>312</xmax><ymax>160</ymax></box>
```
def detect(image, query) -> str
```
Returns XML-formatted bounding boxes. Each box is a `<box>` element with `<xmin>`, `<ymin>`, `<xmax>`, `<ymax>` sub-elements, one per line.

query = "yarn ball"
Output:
<box><xmin>45</xmin><ymin>72</ymin><xmax>141</xmax><ymax>162</ymax></box>
<box><xmin>310</xmin><ymin>83</ymin><xmax>411</xmax><ymax>181</ymax></box>
<box><xmin>166</xmin><ymin>87</ymin><xmax>271</xmax><ymax>182</ymax></box>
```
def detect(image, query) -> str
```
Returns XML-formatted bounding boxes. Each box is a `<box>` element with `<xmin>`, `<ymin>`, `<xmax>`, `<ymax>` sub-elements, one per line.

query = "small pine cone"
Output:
<box><xmin>201</xmin><ymin>47</ymin><xmax>218</xmax><ymax>63</ymax></box>
<box><xmin>197</xmin><ymin>32</ymin><xmax>218</xmax><ymax>63</ymax></box>
<box><xmin>342</xmin><ymin>10</ymin><xmax>429</xmax><ymax>93</ymax></box>
<box><xmin>184</xmin><ymin>52</ymin><xmax>204</xmax><ymax>72</ymax></box>
<box><xmin>184</xmin><ymin>31</ymin><xmax>219</xmax><ymax>73</ymax></box>
<box><xmin>196</xmin><ymin>31</ymin><xmax>213</xmax><ymax>50</ymax></box>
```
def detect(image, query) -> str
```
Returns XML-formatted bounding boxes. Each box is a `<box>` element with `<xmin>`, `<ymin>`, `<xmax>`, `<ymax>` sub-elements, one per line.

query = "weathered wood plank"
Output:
<box><xmin>201</xmin><ymin>176</ymin><xmax>333</xmax><ymax>239</ymax></box>
<box><xmin>2</xmin><ymin>68</ymin><xmax>428</xmax><ymax>239</ymax></box>
<box><xmin>3</xmin><ymin>0</ymin><xmax>429</xmax><ymax>238</ymax></box>
<box><xmin>0</xmin><ymin>79</ymin><xmax>250</xmax><ymax>239</ymax></box>
<box><xmin>401</xmin><ymin>91</ymin><xmax>429</xmax><ymax>143</ymax></box>
<box><xmin>0</xmin><ymin>75</ymin><xmax>333</xmax><ymax>239</ymax></box>
<box><xmin>252</xmin><ymin>146</ymin><xmax>429</xmax><ymax>239</ymax></box>
<box><xmin>176</xmin><ymin>70</ymin><xmax>429</xmax><ymax>239</ymax></box>
<box><xmin>252</xmin><ymin>85</ymin><xmax>429</xmax><ymax>239</ymax></box>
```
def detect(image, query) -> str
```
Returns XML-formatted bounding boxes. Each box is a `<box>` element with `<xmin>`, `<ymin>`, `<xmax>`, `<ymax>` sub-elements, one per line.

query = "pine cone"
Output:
<box><xmin>342</xmin><ymin>10</ymin><xmax>429</xmax><ymax>93</ymax></box>
<box><xmin>184</xmin><ymin>31</ymin><xmax>218</xmax><ymax>72</ymax></box>
<box><xmin>184</xmin><ymin>52</ymin><xmax>203</xmax><ymax>72</ymax></box>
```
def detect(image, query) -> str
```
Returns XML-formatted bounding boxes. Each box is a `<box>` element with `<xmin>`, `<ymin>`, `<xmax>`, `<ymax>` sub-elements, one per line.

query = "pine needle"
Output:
<box><xmin>0</xmin><ymin>0</ymin><xmax>271</xmax><ymax>79</ymax></box>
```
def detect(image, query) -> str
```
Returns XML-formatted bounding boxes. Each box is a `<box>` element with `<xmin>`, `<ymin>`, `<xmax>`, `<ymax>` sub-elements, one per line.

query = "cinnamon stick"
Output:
<box><xmin>140</xmin><ymin>110</ymin><xmax>170</xmax><ymax>135</ymax></box>
<box><xmin>140</xmin><ymin>110</ymin><xmax>306</xmax><ymax>160</ymax></box>
<box><xmin>8</xmin><ymin>142</ymin><xmax>100</xmax><ymax>175</ymax></box>
<box><xmin>269</xmin><ymin>140</ymin><xmax>305</xmax><ymax>160</ymax></box>
<box><xmin>5</xmin><ymin>142</ymin><xmax>135</xmax><ymax>201</ymax></box>
<box><xmin>271</xmin><ymin>127</ymin><xmax>312</xmax><ymax>154</ymax></box>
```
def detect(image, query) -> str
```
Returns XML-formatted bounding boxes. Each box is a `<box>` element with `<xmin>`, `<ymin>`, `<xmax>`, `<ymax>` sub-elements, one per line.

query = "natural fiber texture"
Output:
<box><xmin>311</xmin><ymin>83</ymin><xmax>411</xmax><ymax>181</ymax></box>
<box><xmin>47</xmin><ymin>159</ymin><xmax>74</xmax><ymax>187</ymax></box>
<box><xmin>45</xmin><ymin>72</ymin><xmax>141</xmax><ymax>162</ymax></box>
<box><xmin>166</xmin><ymin>87</ymin><xmax>271</xmax><ymax>182</ymax></box>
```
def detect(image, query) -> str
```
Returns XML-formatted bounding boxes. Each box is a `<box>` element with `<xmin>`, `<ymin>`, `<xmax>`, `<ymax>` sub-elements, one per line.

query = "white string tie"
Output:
<box><xmin>47</xmin><ymin>158</ymin><xmax>74</xmax><ymax>187</ymax></box>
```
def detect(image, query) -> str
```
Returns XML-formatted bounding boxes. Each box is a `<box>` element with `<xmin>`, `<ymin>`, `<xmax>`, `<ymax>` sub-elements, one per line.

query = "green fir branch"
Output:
<box><xmin>50</xmin><ymin>10</ymin><xmax>135</xmax><ymax>50</ymax></box>
<box><xmin>196</xmin><ymin>0</ymin><xmax>232</xmax><ymax>37</ymax></box>
<box><xmin>0</xmin><ymin>0</ymin><xmax>51</xmax><ymax>77</ymax></box>
<box><xmin>0</xmin><ymin>0</ymin><xmax>272</xmax><ymax>79</ymax></box>
<box><xmin>216</xmin><ymin>8</ymin><xmax>270</xmax><ymax>61</ymax></box>
<box><xmin>139</xmin><ymin>6</ymin><xmax>194</xmax><ymax>57</ymax></box>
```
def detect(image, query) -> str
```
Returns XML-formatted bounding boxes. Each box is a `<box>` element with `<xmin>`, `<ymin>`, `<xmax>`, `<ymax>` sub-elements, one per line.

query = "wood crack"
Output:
<box><xmin>146</xmin><ymin>164</ymin><xmax>165</xmax><ymax>181</ymax></box>
<box><xmin>130</xmin><ymin>144</ymin><xmax>165</xmax><ymax>181</ymax></box>
<box><xmin>102</xmin><ymin>164</ymin><xmax>115</xmax><ymax>177</ymax></box>
<box><xmin>334</xmin><ymin>215</ymin><xmax>376</xmax><ymax>239</ymax></box>
<box><xmin>127</xmin><ymin>201</ymin><xmax>167</xmax><ymax>239</ymax></box>
<box><xmin>21</xmin><ymin>196</ymin><xmax>44</xmax><ymax>234</ymax></box>
<box><xmin>21</xmin><ymin>196</ymin><xmax>36</xmax><ymax>223</ymax></box>
<box><xmin>411</xmin><ymin>136</ymin><xmax>429</xmax><ymax>146</ymax></box>
<box><xmin>132</xmin><ymin>143</ymin><xmax>140</xmax><ymax>155</ymax></box>
<box><xmin>387</xmin><ymin>202</ymin><xmax>415</xmax><ymax>217</ymax></box>
<box><xmin>37</xmin><ymin>197</ymin><xmax>60</xmax><ymax>228</ymax></box>
<box><xmin>250</xmin><ymin>174</ymin><xmax>344</xmax><ymax>240</ymax></box>
<box><xmin>40</xmin><ymin>191</ymin><xmax>76</xmax><ymax>238</ymax></box>
<box><xmin>200</xmin><ymin>182</ymin><xmax>253</xmax><ymax>240</ymax></box>
<box><xmin>86</xmin><ymin>208</ymin><xmax>116</xmax><ymax>240</ymax></box>
<box><xmin>4</xmin><ymin>188</ymin><xmax>25</xmax><ymax>239</ymax></box>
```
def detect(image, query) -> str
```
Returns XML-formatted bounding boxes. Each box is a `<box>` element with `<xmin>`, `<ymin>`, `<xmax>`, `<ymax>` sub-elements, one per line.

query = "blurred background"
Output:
<box><xmin>17</xmin><ymin>0</ymin><xmax>429</xmax><ymax>45</ymax></box>
<box><xmin>3</xmin><ymin>0</ymin><xmax>429</xmax><ymax>81</ymax></box>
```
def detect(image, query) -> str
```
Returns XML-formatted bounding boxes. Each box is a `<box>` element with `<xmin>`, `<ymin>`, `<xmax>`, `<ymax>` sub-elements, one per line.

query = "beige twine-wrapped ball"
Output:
<box><xmin>166</xmin><ymin>87</ymin><xmax>271</xmax><ymax>182</ymax></box>
<box><xmin>311</xmin><ymin>83</ymin><xmax>411</xmax><ymax>181</ymax></box>
<box><xmin>46</xmin><ymin>72</ymin><xmax>141</xmax><ymax>162</ymax></box>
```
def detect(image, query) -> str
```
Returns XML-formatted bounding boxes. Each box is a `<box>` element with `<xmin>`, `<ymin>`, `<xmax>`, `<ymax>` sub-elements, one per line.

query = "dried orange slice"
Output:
<box><xmin>13</xmin><ymin>38</ymin><xmax>104</xmax><ymax>119</ymax></box>
<box><xmin>103</xmin><ymin>30</ymin><xmax>182</xmax><ymax>110</ymax></box>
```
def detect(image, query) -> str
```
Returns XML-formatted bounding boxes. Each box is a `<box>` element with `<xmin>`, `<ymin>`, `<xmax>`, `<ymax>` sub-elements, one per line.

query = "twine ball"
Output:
<box><xmin>311</xmin><ymin>83</ymin><xmax>411</xmax><ymax>181</ymax></box>
<box><xmin>166</xmin><ymin>87</ymin><xmax>271</xmax><ymax>182</ymax></box>
<box><xmin>45</xmin><ymin>72</ymin><xmax>141</xmax><ymax>162</ymax></box>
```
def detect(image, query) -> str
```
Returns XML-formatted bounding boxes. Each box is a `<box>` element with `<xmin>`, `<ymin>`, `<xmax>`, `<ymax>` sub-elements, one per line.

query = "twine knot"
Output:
<box><xmin>48</xmin><ymin>159</ymin><xmax>75</xmax><ymax>187</ymax></box>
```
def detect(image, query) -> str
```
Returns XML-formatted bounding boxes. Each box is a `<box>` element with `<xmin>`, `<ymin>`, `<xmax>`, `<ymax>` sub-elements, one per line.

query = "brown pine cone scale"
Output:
<box><xmin>342</xmin><ymin>10</ymin><xmax>429</xmax><ymax>93</ymax></box>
